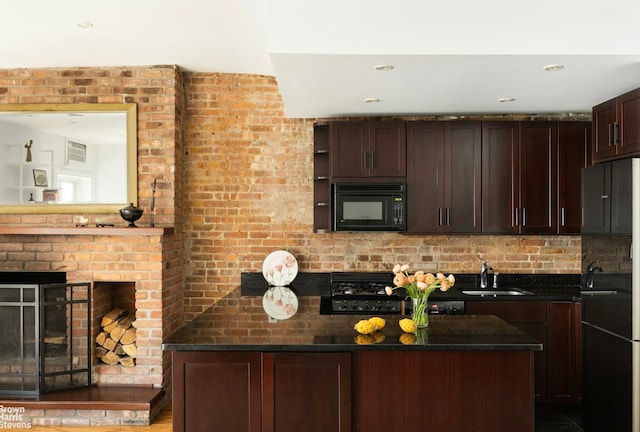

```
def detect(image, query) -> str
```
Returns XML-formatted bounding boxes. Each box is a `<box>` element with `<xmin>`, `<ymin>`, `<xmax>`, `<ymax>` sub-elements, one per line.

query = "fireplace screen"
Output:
<box><xmin>0</xmin><ymin>282</ymin><xmax>91</xmax><ymax>396</ymax></box>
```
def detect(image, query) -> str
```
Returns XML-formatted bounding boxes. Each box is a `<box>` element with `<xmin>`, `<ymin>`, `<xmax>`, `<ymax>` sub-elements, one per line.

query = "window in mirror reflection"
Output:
<box><xmin>0</xmin><ymin>111</ymin><xmax>127</xmax><ymax>204</ymax></box>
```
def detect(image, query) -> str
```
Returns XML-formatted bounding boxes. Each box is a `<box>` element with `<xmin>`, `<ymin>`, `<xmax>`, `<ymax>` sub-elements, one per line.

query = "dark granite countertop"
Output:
<box><xmin>241</xmin><ymin>271</ymin><xmax>583</xmax><ymax>302</ymax></box>
<box><xmin>163</xmin><ymin>299</ymin><xmax>542</xmax><ymax>352</ymax></box>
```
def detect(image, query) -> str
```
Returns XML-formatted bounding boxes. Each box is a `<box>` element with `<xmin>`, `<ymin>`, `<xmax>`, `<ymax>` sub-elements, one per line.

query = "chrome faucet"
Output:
<box><xmin>585</xmin><ymin>260</ymin><xmax>603</xmax><ymax>289</ymax></box>
<box><xmin>480</xmin><ymin>261</ymin><xmax>494</xmax><ymax>289</ymax></box>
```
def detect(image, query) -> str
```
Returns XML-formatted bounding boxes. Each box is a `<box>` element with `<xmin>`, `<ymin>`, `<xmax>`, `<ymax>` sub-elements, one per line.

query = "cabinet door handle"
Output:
<box><xmin>561</xmin><ymin>207</ymin><xmax>566</xmax><ymax>227</ymax></box>
<box><xmin>515</xmin><ymin>208</ymin><xmax>519</xmax><ymax>226</ymax></box>
<box><xmin>446</xmin><ymin>208</ymin><xmax>451</xmax><ymax>226</ymax></box>
<box><xmin>522</xmin><ymin>208</ymin><xmax>526</xmax><ymax>226</ymax></box>
<box><xmin>362</xmin><ymin>152</ymin><xmax>368</xmax><ymax>169</ymax></box>
<box><xmin>613</xmin><ymin>122</ymin><xmax>620</xmax><ymax>144</ymax></box>
<box><xmin>608</xmin><ymin>123</ymin><xmax>613</xmax><ymax>146</ymax></box>
<box><xmin>438</xmin><ymin>208</ymin><xmax>443</xmax><ymax>226</ymax></box>
<box><xmin>370</xmin><ymin>151</ymin><xmax>375</xmax><ymax>169</ymax></box>
<box><xmin>600</xmin><ymin>194</ymin><xmax>609</xmax><ymax>199</ymax></box>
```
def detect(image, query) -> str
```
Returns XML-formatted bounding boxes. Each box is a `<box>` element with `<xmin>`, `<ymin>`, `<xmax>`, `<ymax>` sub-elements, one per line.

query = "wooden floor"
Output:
<box><xmin>28</xmin><ymin>404</ymin><xmax>173</xmax><ymax>431</ymax></box>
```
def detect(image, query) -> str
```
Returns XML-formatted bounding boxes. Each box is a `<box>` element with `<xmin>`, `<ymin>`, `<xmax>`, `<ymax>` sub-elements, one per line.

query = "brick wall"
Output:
<box><xmin>181</xmin><ymin>72</ymin><xmax>583</xmax><ymax>321</ymax></box>
<box><xmin>0</xmin><ymin>66</ymin><xmax>185</xmax><ymax>407</ymax></box>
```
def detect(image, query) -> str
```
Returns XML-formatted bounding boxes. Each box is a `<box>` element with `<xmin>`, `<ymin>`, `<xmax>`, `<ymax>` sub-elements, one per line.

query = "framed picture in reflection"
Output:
<box><xmin>33</xmin><ymin>169</ymin><xmax>48</xmax><ymax>187</ymax></box>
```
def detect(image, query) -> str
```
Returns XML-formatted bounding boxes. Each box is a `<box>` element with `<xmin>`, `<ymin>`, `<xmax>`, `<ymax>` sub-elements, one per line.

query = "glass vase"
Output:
<box><xmin>411</xmin><ymin>296</ymin><xmax>429</xmax><ymax>328</ymax></box>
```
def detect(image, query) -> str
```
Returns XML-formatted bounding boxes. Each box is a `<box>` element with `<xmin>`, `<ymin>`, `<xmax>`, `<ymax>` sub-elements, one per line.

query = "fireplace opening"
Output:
<box><xmin>0</xmin><ymin>273</ymin><xmax>91</xmax><ymax>396</ymax></box>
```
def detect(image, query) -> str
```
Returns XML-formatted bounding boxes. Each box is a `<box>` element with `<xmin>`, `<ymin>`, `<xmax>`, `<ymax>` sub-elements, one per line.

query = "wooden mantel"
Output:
<box><xmin>0</xmin><ymin>226</ymin><xmax>174</xmax><ymax>236</ymax></box>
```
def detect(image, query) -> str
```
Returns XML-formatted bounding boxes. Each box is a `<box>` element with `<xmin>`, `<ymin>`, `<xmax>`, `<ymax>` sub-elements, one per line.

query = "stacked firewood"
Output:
<box><xmin>95</xmin><ymin>308</ymin><xmax>137</xmax><ymax>367</ymax></box>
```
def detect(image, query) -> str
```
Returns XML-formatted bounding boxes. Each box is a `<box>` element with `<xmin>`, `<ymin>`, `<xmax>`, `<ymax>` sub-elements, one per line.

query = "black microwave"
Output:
<box><xmin>333</xmin><ymin>183</ymin><xmax>406</xmax><ymax>231</ymax></box>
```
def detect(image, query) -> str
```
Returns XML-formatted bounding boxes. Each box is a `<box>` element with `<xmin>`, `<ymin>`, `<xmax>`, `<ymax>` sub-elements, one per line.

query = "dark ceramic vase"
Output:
<box><xmin>119</xmin><ymin>203</ymin><xmax>143</xmax><ymax>227</ymax></box>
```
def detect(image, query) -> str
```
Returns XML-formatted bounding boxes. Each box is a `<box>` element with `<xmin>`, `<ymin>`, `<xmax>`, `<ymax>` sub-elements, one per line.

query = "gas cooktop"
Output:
<box><xmin>321</xmin><ymin>272</ymin><xmax>465</xmax><ymax>315</ymax></box>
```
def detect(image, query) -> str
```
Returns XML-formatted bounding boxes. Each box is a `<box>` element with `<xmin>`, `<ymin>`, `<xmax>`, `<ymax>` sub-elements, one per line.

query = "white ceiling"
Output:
<box><xmin>2</xmin><ymin>0</ymin><xmax>640</xmax><ymax>119</ymax></box>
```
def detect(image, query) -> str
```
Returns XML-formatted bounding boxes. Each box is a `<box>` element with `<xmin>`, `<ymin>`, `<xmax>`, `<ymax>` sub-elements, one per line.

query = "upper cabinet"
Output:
<box><xmin>482</xmin><ymin>121</ymin><xmax>589</xmax><ymax>235</ymax></box>
<box><xmin>481</xmin><ymin>122</ymin><xmax>521</xmax><ymax>234</ymax></box>
<box><xmin>581</xmin><ymin>158</ymin><xmax>632</xmax><ymax>234</ymax></box>
<box><xmin>330</xmin><ymin>120</ymin><xmax>406</xmax><ymax>179</ymax></box>
<box><xmin>592</xmin><ymin>87</ymin><xmax>640</xmax><ymax>163</ymax></box>
<box><xmin>558</xmin><ymin>122</ymin><xmax>591</xmax><ymax>234</ymax></box>
<box><xmin>314</xmin><ymin>119</ymin><xmax>590</xmax><ymax>235</ymax></box>
<box><xmin>406</xmin><ymin>121</ymin><xmax>481</xmax><ymax>233</ymax></box>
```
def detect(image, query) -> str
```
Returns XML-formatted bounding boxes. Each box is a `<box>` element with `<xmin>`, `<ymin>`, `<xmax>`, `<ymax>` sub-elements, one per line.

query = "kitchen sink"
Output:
<box><xmin>461</xmin><ymin>288</ymin><xmax>535</xmax><ymax>297</ymax></box>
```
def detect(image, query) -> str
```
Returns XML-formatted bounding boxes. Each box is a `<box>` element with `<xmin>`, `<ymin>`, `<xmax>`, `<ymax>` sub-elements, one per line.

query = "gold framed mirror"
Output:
<box><xmin>0</xmin><ymin>103</ymin><xmax>137</xmax><ymax>214</ymax></box>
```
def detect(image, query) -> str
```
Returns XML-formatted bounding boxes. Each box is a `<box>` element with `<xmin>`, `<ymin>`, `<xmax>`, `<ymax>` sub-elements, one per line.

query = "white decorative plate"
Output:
<box><xmin>262</xmin><ymin>286</ymin><xmax>298</xmax><ymax>320</ymax></box>
<box><xmin>262</xmin><ymin>250</ymin><xmax>298</xmax><ymax>286</ymax></box>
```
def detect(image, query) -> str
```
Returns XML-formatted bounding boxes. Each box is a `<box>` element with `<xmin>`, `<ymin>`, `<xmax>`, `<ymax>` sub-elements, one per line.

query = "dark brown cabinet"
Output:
<box><xmin>352</xmin><ymin>350</ymin><xmax>534</xmax><ymax>431</ymax></box>
<box><xmin>593</xmin><ymin>87</ymin><xmax>640</xmax><ymax>163</ymax></box>
<box><xmin>406</xmin><ymin>121</ymin><xmax>481</xmax><ymax>233</ymax></box>
<box><xmin>481</xmin><ymin>121</ymin><xmax>521</xmax><ymax>233</ymax></box>
<box><xmin>546</xmin><ymin>302</ymin><xmax>581</xmax><ymax>404</ymax></box>
<box><xmin>558</xmin><ymin>122</ymin><xmax>591</xmax><ymax>234</ymax></box>
<box><xmin>482</xmin><ymin>121</ymin><xmax>589</xmax><ymax>234</ymax></box>
<box><xmin>581</xmin><ymin>158</ymin><xmax>633</xmax><ymax>234</ymax></box>
<box><xmin>173</xmin><ymin>352</ymin><xmax>262</xmax><ymax>432</ymax></box>
<box><xmin>330</xmin><ymin>120</ymin><xmax>406</xmax><ymax>178</ymax></box>
<box><xmin>172</xmin><ymin>351</ymin><xmax>351</xmax><ymax>432</ymax></box>
<box><xmin>481</xmin><ymin>121</ymin><xmax>553</xmax><ymax>234</ymax></box>
<box><xmin>466</xmin><ymin>300</ymin><xmax>581</xmax><ymax>404</ymax></box>
<box><xmin>519</xmin><ymin>122</ymin><xmax>557</xmax><ymax>234</ymax></box>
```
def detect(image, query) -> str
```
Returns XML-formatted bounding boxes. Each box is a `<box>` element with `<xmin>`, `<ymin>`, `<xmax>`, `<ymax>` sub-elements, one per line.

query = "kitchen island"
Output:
<box><xmin>163</xmin><ymin>298</ymin><xmax>542</xmax><ymax>432</ymax></box>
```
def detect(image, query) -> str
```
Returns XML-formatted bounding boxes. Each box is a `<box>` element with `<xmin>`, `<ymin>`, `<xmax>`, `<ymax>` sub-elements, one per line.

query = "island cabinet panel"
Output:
<box><xmin>466</xmin><ymin>301</ymin><xmax>548</xmax><ymax>401</ymax></box>
<box><xmin>172</xmin><ymin>351</ymin><xmax>351</xmax><ymax>432</ymax></box>
<box><xmin>352</xmin><ymin>350</ymin><xmax>534</xmax><ymax>432</ymax></box>
<box><xmin>262</xmin><ymin>353</ymin><xmax>351</xmax><ymax>432</ymax></box>
<box><xmin>172</xmin><ymin>352</ymin><xmax>262</xmax><ymax>432</ymax></box>
<box><xmin>406</xmin><ymin>121</ymin><xmax>481</xmax><ymax>233</ymax></box>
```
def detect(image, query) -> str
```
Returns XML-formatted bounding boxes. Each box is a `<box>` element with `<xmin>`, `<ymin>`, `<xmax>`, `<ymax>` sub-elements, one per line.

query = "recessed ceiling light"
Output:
<box><xmin>498</xmin><ymin>97</ymin><xmax>516</xmax><ymax>103</ymax></box>
<box><xmin>76</xmin><ymin>21</ymin><xmax>94</xmax><ymax>29</ymax></box>
<box><xmin>363</xmin><ymin>98</ymin><xmax>380</xmax><ymax>104</ymax></box>
<box><xmin>374</xmin><ymin>65</ymin><xmax>394</xmax><ymax>71</ymax></box>
<box><xmin>543</xmin><ymin>64</ymin><xmax>564</xmax><ymax>72</ymax></box>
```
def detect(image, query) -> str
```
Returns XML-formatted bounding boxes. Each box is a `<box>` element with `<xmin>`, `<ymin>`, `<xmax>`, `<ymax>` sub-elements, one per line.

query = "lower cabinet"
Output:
<box><xmin>352</xmin><ymin>350</ymin><xmax>534</xmax><ymax>431</ymax></box>
<box><xmin>171</xmin><ymin>351</ymin><xmax>351</xmax><ymax>432</ymax></box>
<box><xmin>466</xmin><ymin>301</ymin><xmax>581</xmax><ymax>404</ymax></box>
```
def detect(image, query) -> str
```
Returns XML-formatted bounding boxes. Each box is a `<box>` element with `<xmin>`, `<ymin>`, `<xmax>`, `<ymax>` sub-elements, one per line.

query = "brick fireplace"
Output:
<box><xmin>0</xmin><ymin>226</ymin><xmax>183</xmax><ymax>426</ymax></box>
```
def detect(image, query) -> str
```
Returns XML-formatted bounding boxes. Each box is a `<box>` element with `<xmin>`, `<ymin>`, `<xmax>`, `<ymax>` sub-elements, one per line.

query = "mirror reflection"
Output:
<box><xmin>0</xmin><ymin>104</ymin><xmax>137</xmax><ymax>213</ymax></box>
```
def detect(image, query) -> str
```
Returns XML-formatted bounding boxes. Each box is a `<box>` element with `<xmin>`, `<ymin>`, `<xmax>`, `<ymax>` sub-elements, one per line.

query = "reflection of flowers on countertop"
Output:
<box><xmin>266</xmin><ymin>254</ymin><xmax>297</xmax><ymax>286</ymax></box>
<box><xmin>265</xmin><ymin>286</ymin><xmax>298</xmax><ymax>316</ymax></box>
